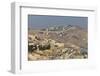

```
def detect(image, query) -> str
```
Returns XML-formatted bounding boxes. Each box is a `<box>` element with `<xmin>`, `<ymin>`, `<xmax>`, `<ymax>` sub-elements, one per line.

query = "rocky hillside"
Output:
<box><xmin>28</xmin><ymin>25</ymin><xmax>88</xmax><ymax>61</ymax></box>
<box><xmin>48</xmin><ymin>25</ymin><xmax>87</xmax><ymax>48</ymax></box>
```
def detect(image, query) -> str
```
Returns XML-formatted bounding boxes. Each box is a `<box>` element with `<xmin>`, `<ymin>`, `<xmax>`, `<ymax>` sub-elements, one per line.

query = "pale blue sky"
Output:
<box><xmin>28</xmin><ymin>15</ymin><xmax>88</xmax><ymax>29</ymax></box>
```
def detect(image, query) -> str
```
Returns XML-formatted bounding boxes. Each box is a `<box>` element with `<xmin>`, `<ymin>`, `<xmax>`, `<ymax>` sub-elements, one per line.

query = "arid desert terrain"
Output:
<box><xmin>28</xmin><ymin>25</ymin><xmax>88</xmax><ymax>61</ymax></box>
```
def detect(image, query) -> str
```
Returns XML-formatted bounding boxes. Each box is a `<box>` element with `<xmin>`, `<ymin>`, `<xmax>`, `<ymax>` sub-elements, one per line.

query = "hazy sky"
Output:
<box><xmin>28</xmin><ymin>15</ymin><xmax>88</xmax><ymax>29</ymax></box>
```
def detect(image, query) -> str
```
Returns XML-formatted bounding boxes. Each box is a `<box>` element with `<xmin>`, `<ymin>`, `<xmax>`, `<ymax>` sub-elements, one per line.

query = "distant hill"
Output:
<box><xmin>47</xmin><ymin>25</ymin><xmax>87</xmax><ymax>49</ymax></box>
<box><xmin>29</xmin><ymin>25</ymin><xmax>88</xmax><ymax>50</ymax></box>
